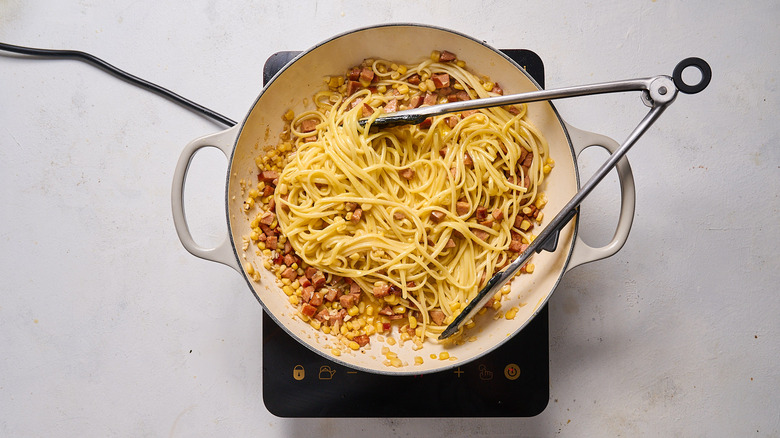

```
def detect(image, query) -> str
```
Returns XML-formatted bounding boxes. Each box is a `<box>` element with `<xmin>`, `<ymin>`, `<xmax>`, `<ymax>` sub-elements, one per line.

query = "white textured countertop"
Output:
<box><xmin>1</xmin><ymin>1</ymin><xmax>778</xmax><ymax>436</ymax></box>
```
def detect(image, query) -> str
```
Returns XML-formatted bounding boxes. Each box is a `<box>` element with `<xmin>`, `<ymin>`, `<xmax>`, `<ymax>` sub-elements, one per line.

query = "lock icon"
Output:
<box><xmin>292</xmin><ymin>365</ymin><xmax>305</xmax><ymax>381</ymax></box>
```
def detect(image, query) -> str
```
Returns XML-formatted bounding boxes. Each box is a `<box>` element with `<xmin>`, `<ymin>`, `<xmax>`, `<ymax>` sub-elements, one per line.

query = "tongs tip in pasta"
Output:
<box><xmin>438</xmin><ymin>58</ymin><xmax>711</xmax><ymax>340</ymax></box>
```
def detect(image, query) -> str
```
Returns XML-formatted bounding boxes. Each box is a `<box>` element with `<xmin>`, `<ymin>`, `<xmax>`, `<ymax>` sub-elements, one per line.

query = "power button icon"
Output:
<box><xmin>293</xmin><ymin>365</ymin><xmax>305</xmax><ymax>380</ymax></box>
<box><xmin>504</xmin><ymin>363</ymin><xmax>521</xmax><ymax>380</ymax></box>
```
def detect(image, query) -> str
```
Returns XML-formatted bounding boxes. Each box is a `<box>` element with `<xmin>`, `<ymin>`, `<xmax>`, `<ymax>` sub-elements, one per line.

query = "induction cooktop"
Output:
<box><xmin>261</xmin><ymin>49</ymin><xmax>549</xmax><ymax>418</ymax></box>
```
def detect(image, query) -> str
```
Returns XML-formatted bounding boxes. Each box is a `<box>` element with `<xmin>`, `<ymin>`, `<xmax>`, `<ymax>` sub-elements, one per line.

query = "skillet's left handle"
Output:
<box><xmin>563</xmin><ymin>122</ymin><xmax>636</xmax><ymax>273</ymax></box>
<box><xmin>171</xmin><ymin>125</ymin><xmax>242</xmax><ymax>273</ymax></box>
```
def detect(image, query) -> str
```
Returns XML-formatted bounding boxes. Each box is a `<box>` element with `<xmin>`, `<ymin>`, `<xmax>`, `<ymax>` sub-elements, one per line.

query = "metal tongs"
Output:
<box><xmin>365</xmin><ymin>57</ymin><xmax>711</xmax><ymax>340</ymax></box>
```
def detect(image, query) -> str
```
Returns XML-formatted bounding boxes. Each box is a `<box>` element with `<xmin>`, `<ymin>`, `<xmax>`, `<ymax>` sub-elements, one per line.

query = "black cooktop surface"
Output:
<box><xmin>261</xmin><ymin>49</ymin><xmax>549</xmax><ymax>418</ymax></box>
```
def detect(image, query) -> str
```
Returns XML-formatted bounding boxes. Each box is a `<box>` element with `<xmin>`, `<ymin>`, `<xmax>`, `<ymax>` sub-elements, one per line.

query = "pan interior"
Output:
<box><xmin>227</xmin><ymin>24</ymin><xmax>578</xmax><ymax>375</ymax></box>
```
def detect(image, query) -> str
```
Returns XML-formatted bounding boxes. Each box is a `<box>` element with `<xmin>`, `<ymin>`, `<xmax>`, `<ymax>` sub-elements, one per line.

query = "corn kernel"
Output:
<box><xmin>331</xmin><ymin>348</ymin><xmax>341</xmax><ymax>356</ymax></box>
<box><xmin>520</xmin><ymin>219</ymin><xmax>532</xmax><ymax>231</ymax></box>
<box><xmin>505</xmin><ymin>307</ymin><xmax>519</xmax><ymax>320</ymax></box>
<box><xmin>390</xmin><ymin>358</ymin><xmax>402</xmax><ymax>367</ymax></box>
<box><xmin>409</xmin><ymin>315</ymin><xmax>418</xmax><ymax>329</ymax></box>
<box><xmin>397</xmin><ymin>84</ymin><xmax>409</xmax><ymax>94</ymax></box>
<box><xmin>283</xmin><ymin>109</ymin><xmax>295</xmax><ymax>121</ymax></box>
<box><xmin>425</xmin><ymin>79</ymin><xmax>436</xmax><ymax>91</ymax></box>
<box><xmin>439</xmin><ymin>352</ymin><xmax>450</xmax><ymax>360</ymax></box>
<box><xmin>483</xmin><ymin>81</ymin><xmax>495</xmax><ymax>92</ymax></box>
<box><xmin>526</xmin><ymin>263</ymin><xmax>535</xmax><ymax>274</ymax></box>
<box><xmin>377</xmin><ymin>85</ymin><xmax>387</xmax><ymax>94</ymax></box>
<box><xmin>418</xmin><ymin>82</ymin><xmax>428</xmax><ymax>92</ymax></box>
<box><xmin>456</xmin><ymin>60</ymin><xmax>466</xmax><ymax>68</ymax></box>
<box><xmin>366</xmin><ymin>305</ymin><xmax>375</xmax><ymax>316</ymax></box>
<box><xmin>414</xmin><ymin>356</ymin><xmax>424</xmax><ymax>365</ymax></box>
<box><xmin>387</xmin><ymin>337</ymin><xmax>396</xmax><ymax>346</ymax></box>
<box><xmin>385</xmin><ymin>351</ymin><xmax>397</xmax><ymax>359</ymax></box>
<box><xmin>543</xmin><ymin>164</ymin><xmax>552</xmax><ymax>174</ymax></box>
<box><xmin>309</xmin><ymin>319</ymin><xmax>322</xmax><ymax>330</ymax></box>
<box><xmin>397</xmin><ymin>65</ymin><xmax>407</xmax><ymax>75</ymax></box>
<box><xmin>322</xmin><ymin>326</ymin><xmax>331</xmax><ymax>334</ymax></box>
<box><xmin>392</xmin><ymin>305</ymin><xmax>406</xmax><ymax>314</ymax></box>
<box><xmin>465</xmin><ymin>321</ymin><xmax>476</xmax><ymax>329</ymax></box>
<box><xmin>535</xmin><ymin>193</ymin><xmax>548</xmax><ymax>209</ymax></box>
<box><xmin>384</xmin><ymin>294</ymin><xmax>398</xmax><ymax>305</ymax></box>
<box><xmin>348</xmin><ymin>305</ymin><xmax>360</xmax><ymax>317</ymax></box>
<box><xmin>282</xmin><ymin>285</ymin><xmax>294</xmax><ymax>296</ymax></box>
<box><xmin>289</xmin><ymin>295</ymin><xmax>299</xmax><ymax>305</ymax></box>
<box><xmin>244</xmin><ymin>262</ymin><xmax>255</xmax><ymax>275</ymax></box>
<box><xmin>430</xmin><ymin>50</ymin><xmax>441</xmax><ymax>61</ymax></box>
<box><xmin>348</xmin><ymin>341</ymin><xmax>360</xmax><ymax>350</ymax></box>
<box><xmin>365</xmin><ymin>324</ymin><xmax>376</xmax><ymax>336</ymax></box>
<box><xmin>449</xmin><ymin>302</ymin><xmax>460</xmax><ymax>312</ymax></box>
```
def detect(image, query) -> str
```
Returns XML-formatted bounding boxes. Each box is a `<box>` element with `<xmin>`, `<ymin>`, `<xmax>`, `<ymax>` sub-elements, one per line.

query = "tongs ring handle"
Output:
<box><xmin>672</xmin><ymin>57</ymin><xmax>712</xmax><ymax>94</ymax></box>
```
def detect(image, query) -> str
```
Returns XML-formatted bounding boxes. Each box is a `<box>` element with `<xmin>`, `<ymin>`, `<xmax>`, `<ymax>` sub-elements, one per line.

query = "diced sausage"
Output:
<box><xmin>305</xmin><ymin>267</ymin><xmax>317</xmax><ymax>279</ymax></box>
<box><xmin>308</xmin><ymin>290</ymin><xmax>321</xmax><ymax>306</ymax></box>
<box><xmin>429</xmin><ymin>309</ymin><xmax>446</xmax><ymax>325</ymax></box>
<box><xmin>456</xmin><ymin>201</ymin><xmax>470</xmax><ymax>215</ymax></box>
<box><xmin>476</xmin><ymin>206</ymin><xmax>488</xmax><ymax>222</ymax></box>
<box><xmin>393</xmin><ymin>212</ymin><xmax>406</xmax><ymax>220</ymax></box>
<box><xmin>324</xmin><ymin>287</ymin><xmax>340</xmax><ymax>302</ymax></box>
<box><xmin>461</xmin><ymin>109</ymin><xmax>478</xmax><ymax>118</ymax></box>
<box><xmin>301</xmin><ymin>303</ymin><xmax>317</xmax><ymax>317</ymax></box>
<box><xmin>262</xmin><ymin>185</ymin><xmax>275</xmax><ymax>197</ymax></box>
<box><xmin>439</xmin><ymin>147</ymin><xmax>448</xmax><ymax>157</ymax></box>
<box><xmin>260</xmin><ymin>170</ymin><xmax>279</xmax><ymax>183</ymax></box>
<box><xmin>339</xmin><ymin>294</ymin><xmax>356</xmax><ymax>309</ymax></box>
<box><xmin>362</xmin><ymin>103</ymin><xmax>374</xmax><ymax>117</ymax></box>
<box><xmin>431</xmin><ymin>73</ymin><xmax>450</xmax><ymax>88</ymax></box>
<box><xmin>452</xmin><ymin>90</ymin><xmax>470</xmax><ymax>101</ymax></box>
<box><xmin>349</xmin><ymin>282</ymin><xmax>361</xmax><ymax>296</ymax></box>
<box><xmin>300</xmin><ymin>119</ymin><xmax>318</xmax><ymax>133</ymax></box>
<box><xmin>407</xmin><ymin>74</ymin><xmax>421</xmax><ymax>85</ymax></box>
<box><xmin>315</xmin><ymin>308</ymin><xmax>330</xmax><ymax>323</ymax></box>
<box><xmin>266</xmin><ymin>235</ymin><xmax>278</xmax><ymax>250</ymax></box>
<box><xmin>445</xmin><ymin>238</ymin><xmax>456</xmax><ymax>249</ymax></box>
<box><xmin>384</xmin><ymin>98</ymin><xmax>398</xmax><ymax>113</ymax></box>
<box><xmin>350</xmin><ymin>208</ymin><xmax>363</xmax><ymax>223</ymax></box>
<box><xmin>430</xmin><ymin>210</ymin><xmax>446</xmax><ymax>223</ymax></box>
<box><xmin>260</xmin><ymin>211</ymin><xmax>276</xmax><ymax>225</ymax></box>
<box><xmin>302</xmin><ymin>286</ymin><xmax>313</xmax><ymax>303</ymax></box>
<box><xmin>283</xmin><ymin>253</ymin><xmax>295</xmax><ymax>267</ymax></box>
<box><xmin>408</xmin><ymin>95</ymin><xmax>422</xmax><ymax>109</ymax></box>
<box><xmin>509</xmin><ymin>239</ymin><xmax>524</xmax><ymax>252</ymax></box>
<box><xmin>346</xmin><ymin>80</ymin><xmax>362</xmax><ymax>95</ymax></box>
<box><xmin>492</xmin><ymin>208</ymin><xmax>504</xmax><ymax>221</ymax></box>
<box><xmin>445</xmin><ymin>116</ymin><xmax>459</xmax><ymax>128</ymax></box>
<box><xmin>419</xmin><ymin>117</ymin><xmax>433</xmax><ymax>129</ymax></box>
<box><xmin>474</xmin><ymin>229</ymin><xmax>490</xmax><ymax>241</ymax></box>
<box><xmin>372</xmin><ymin>283</ymin><xmax>390</xmax><ymax>297</ymax></box>
<box><xmin>283</xmin><ymin>241</ymin><xmax>293</xmax><ymax>255</ymax></box>
<box><xmin>281</xmin><ymin>267</ymin><xmax>297</xmax><ymax>280</ymax></box>
<box><xmin>463</xmin><ymin>152</ymin><xmax>473</xmax><ymax>167</ymax></box>
<box><xmin>359</xmin><ymin>67</ymin><xmax>374</xmax><ymax>83</ymax></box>
<box><xmin>439</xmin><ymin>50</ymin><xmax>456</xmax><ymax>62</ymax></box>
<box><xmin>332</xmin><ymin>309</ymin><xmax>347</xmax><ymax>325</ymax></box>
<box><xmin>379</xmin><ymin>306</ymin><xmax>394</xmax><ymax>316</ymax></box>
<box><xmin>399</xmin><ymin>168</ymin><xmax>415</xmax><ymax>180</ymax></box>
<box><xmin>508</xmin><ymin>105</ymin><xmax>521</xmax><ymax>115</ymax></box>
<box><xmin>423</xmin><ymin>92</ymin><xmax>437</xmax><ymax>106</ymax></box>
<box><xmin>493</xmin><ymin>83</ymin><xmax>504</xmax><ymax>95</ymax></box>
<box><xmin>348</xmin><ymin>67</ymin><xmax>361</xmax><ymax>81</ymax></box>
<box><xmin>311</xmin><ymin>271</ymin><xmax>327</xmax><ymax>288</ymax></box>
<box><xmin>353</xmin><ymin>334</ymin><xmax>370</xmax><ymax>347</ymax></box>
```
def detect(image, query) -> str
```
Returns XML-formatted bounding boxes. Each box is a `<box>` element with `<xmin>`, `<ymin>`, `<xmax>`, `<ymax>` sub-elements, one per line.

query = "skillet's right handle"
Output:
<box><xmin>564</xmin><ymin>122</ymin><xmax>636</xmax><ymax>273</ymax></box>
<box><xmin>171</xmin><ymin>125</ymin><xmax>242</xmax><ymax>273</ymax></box>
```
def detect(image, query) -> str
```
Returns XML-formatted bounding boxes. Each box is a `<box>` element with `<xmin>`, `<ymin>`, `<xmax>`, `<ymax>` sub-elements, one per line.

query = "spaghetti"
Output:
<box><xmin>247</xmin><ymin>50</ymin><xmax>552</xmax><ymax>355</ymax></box>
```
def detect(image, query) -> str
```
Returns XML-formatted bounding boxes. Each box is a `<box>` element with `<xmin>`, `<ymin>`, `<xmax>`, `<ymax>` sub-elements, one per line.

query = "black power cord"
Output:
<box><xmin>0</xmin><ymin>42</ymin><xmax>237</xmax><ymax>127</ymax></box>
